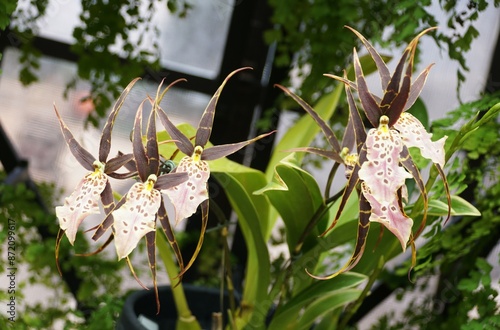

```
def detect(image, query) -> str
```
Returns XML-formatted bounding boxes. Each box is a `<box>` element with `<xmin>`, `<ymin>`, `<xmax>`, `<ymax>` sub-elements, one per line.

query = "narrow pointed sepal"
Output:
<box><xmin>275</xmin><ymin>84</ymin><xmax>341</xmax><ymax>153</ymax></box>
<box><xmin>55</xmin><ymin>164</ymin><xmax>108</xmax><ymax>245</ymax></box>
<box><xmin>195</xmin><ymin>67</ymin><xmax>252</xmax><ymax>147</ymax></box>
<box><xmin>344</xmin><ymin>26</ymin><xmax>391</xmax><ymax>89</ymax></box>
<box><xmin>201</xmin><ymin>131</ymin><xmax>275</xmax><ymax>161</ymax></box>
<box><xmin>353</xmin><ymin>48</ymin><xmax>382</xmax><ymax>128</ymax></box>
<box><xmin>112</xmin><ymin>177</ymin><xmax>162</xmax><ymax>259</ymax></box>
<box><xmin>145</xmin><ymin>231</ymin><xmax>161</xmax><ymax>314</ymax></box>
<box><xmin>284</xmin><ymin>147</ymin><xmax>344</xmax><ymax>163</ymax></box>
<box><xmin>156</xmin><ymin>107</ymin><xmax>194</xmax><ymax>156</ymax></box>
<box><xmin>405</xmin><ymin>64</ymin><xmax>435</xmax><ymax>112</ymax></box>
<box><xmin>157</xmin><ymin>202</ymin><xmax>185</xmax><ymax>273</ymax></box>
<box><xmin>163</xmin><ymin>153</ymin><xmax>209</xmax><ymax>225</ymax></box>
<box><xmin>394</xmin><ymin>112</ymin><xmax>447</xmax><ymax>168</ymax></box>
<box><xmin>99</xmin><ymin>77</ymin><xmax>141</xmax><ymax>162</ymax></box>
<box><xmin>307</xmin><ymin>193</ymin><xmax>370</xmax><ymax>280</ymax></box>
<box><xmin>54</xmin><ymin>104</ymin><xmax>95</xmax><ymax>171</ymax></box>
<box><xmin>177</xmin><ymin>199</ymin><xmax>209</xmax><ymax>278</ymax></box>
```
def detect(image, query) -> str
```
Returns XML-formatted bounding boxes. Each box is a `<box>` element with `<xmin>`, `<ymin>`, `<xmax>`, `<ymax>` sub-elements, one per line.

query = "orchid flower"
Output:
<box><xmin>280</xmin><ymin>27</ymin><xmax>451</xmax><ymax>280</ymax></box>
<box><xmin>156</xmin><ymin>67</ymin><xmax>274</xmax><ymax>275</ymax></box>
<box><xmin>54</xmin><ymin>78</ymin><xmax>140</xmax><ymax>273</ymax></box>
<box><xmin>91</xmin><ymin>80</ymin><xmax>188</xmax><ymax>312</ymax></box>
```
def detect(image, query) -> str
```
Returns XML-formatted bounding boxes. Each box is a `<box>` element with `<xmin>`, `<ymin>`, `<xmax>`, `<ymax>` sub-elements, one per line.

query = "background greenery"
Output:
<box><xmin>1</xmin><ymin>0</ymin><xmax>499</xmax><ymax>328</ymax></box>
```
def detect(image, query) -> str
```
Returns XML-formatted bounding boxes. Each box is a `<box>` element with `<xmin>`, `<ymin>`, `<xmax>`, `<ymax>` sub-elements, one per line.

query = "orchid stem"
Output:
<box><xmin>157</xmin><ymin>230</ymin><xmax>201</xmax><ymax>330</ymax></box>
<box><xmin>293</xmin><ymin>189</ymin><xmax>343</xmax><ymax>256</ymax></box>
<box><xmin>338</xmin><ymin>256</ymin><xmax>385</xmax><ymax>330</ymax></box>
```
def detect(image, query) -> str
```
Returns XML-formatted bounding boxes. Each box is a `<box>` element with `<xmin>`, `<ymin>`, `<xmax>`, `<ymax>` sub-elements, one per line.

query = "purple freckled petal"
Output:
<box><xmin>394</xmin><ymin>112</ymin><xmax>447</xmax><ymax>167</ymax></box>
<box><xmin>162</xmin><ymin>156</ymin><xmax>209</xmax><ymax>225</ymax></box>
<box><xmin>358</xmin><ymin>127</ymin><xmax>412</xmax><ymax>203</ymax></box>
<box><xmin>361</xmin><ymin>182</ymin><xmax>413</xmax><ymax>250</ymax></box>
<box><xmin>56</xmin><ymin>171</ymin><xmax>108</xmax><ymax>245</ymax></box>
<box><xmin>112</xmin><ymin>182</ymin><xmax>161</xmax><ymax>259</ymax></box>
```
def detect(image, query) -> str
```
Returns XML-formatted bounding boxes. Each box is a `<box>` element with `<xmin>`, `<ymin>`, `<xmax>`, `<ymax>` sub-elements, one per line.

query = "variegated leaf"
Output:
<box><xmin>163</xmin><ymin>151</ymin><xmax>209</xmax><ymax>225</ymax></box>
<box><xmin>394</xmin><ymin>112</ymin><xmax>447</xmax><ymax>167</ymax></box>
<box><xmin>112</xmin><ymin>177</ymin><xmax>162</xmax><ymax>259</ymax></box>
<box><xmin>55</xmin><ymin>162</ymin><xmax>108</xmax><ymax>245</ymax></box>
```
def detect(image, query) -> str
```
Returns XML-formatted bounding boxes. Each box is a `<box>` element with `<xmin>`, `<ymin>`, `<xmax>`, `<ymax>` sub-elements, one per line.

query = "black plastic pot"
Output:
<box><xmin>116</xmin><ymin>284</ymin><xmax>236</xmax><ymax>330</ymax></box>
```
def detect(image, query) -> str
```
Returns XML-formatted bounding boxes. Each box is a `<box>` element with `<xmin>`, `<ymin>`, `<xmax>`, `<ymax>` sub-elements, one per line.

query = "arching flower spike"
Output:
<box><xmin>54</xmin><ymin>78</ymin><xmax>140</xmax><ymax>274</ymax></box>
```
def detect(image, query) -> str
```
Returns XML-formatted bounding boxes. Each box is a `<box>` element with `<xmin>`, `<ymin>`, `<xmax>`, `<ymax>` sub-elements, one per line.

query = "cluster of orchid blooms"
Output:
<box><xmin>278</xmin><ymin>26</ymin><xmax>450</xmax><ymax>278</ymax></box>
<box><xmin>54</xmin><ymin>68</ymin><xmax>272</xmax><ymax>309</ymax></box>
<box><xmin>54</xmin><ymin>26</ymin><xmax>451</xmax><ymax>307</ymax></box>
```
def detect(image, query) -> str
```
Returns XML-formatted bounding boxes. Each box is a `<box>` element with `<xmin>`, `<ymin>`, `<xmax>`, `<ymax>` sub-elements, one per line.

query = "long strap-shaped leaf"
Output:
<box><xmin>195</xmin><ymin>67</ymin><xmax>252</xmax><ymax>147</ymax></box>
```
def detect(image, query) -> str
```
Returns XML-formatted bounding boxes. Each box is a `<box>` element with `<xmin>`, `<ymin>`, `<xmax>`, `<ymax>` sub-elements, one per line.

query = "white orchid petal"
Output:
<box><xmin>56</xmin><ymin>169</ymin><xmax>107</xmax><ymax>245</ymax></box>
<box><xmin>164</xmin><ymin>155</ymin><xmax>209</xmax><ymax>225</ymax></box>
<box><xmin>358</xmin><ymin>121</ymin><xmax>412</xmax><ymax>203</ymax></box>
<box><xmin>112</xmin><ymin>180</ymin><xmax>161</xmax><ymax>259</ymax></box>
<box><xmin>394</xmin><ymin>112</ymin><xmax>447</xmax><ymax>167</ymax></box>
<box><xmin>361</xmin><ymin>183</ymin><xmax>413</xmax><ymax>250</ymax></box>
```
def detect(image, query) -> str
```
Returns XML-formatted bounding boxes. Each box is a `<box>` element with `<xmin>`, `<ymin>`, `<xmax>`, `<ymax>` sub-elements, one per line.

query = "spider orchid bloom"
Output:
<box><xmin>292</xmin><ymin>27</ymin><xmax>449</xmax><ymax>280</ymax></box>
<box><xmin>54</xmin><ymin>78</ymin><xmax>139</xmax><ymax>272</ymax></box>
<box><xmin>340</xmin><ymin>26</ymin><xmax>450</xmax><ymax>244</ymax></box>
<box><xmin>91</xmin><ymin>86</ymin><xmax>188</xmax><ymax>312</ymax></box>
<box><xmin>276</xmin><ymin>80</ymin><xmax>372</xmax><ymax>279</ymax></box>
<box><xmin>156</xmin><ymin>67</ymin><xmax>274</xmax><ymax>276</ymax></box>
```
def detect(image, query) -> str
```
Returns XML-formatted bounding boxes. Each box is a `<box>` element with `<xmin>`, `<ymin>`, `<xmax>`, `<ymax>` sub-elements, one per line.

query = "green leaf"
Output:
<box><xmin>158</xmin><ymin>123</ymin><xmax>271</xmax><ymax>326</ymax></box>
<box><xmin>297</xmin><ymin>288</ymin><xmax>362</xmax><ymax>329</ymax></box>
<box><xmin>427</xmin><ymin>195</ymin><xmax>481</xmax><ymax>217</ymax></box>
<box><xmin>268</xmin><ymin>272</ymin><xmax>366</xmax><ymax>330</ymax></box>
<box><xmin>255</xmin><ymin>153</ymin><xmax>326</xmax><ymax>251</ymax></box>
<box><xmin>211</xmin><ymin>171</ymin><xmax>271</xmax><ymax>327</ymax></box>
